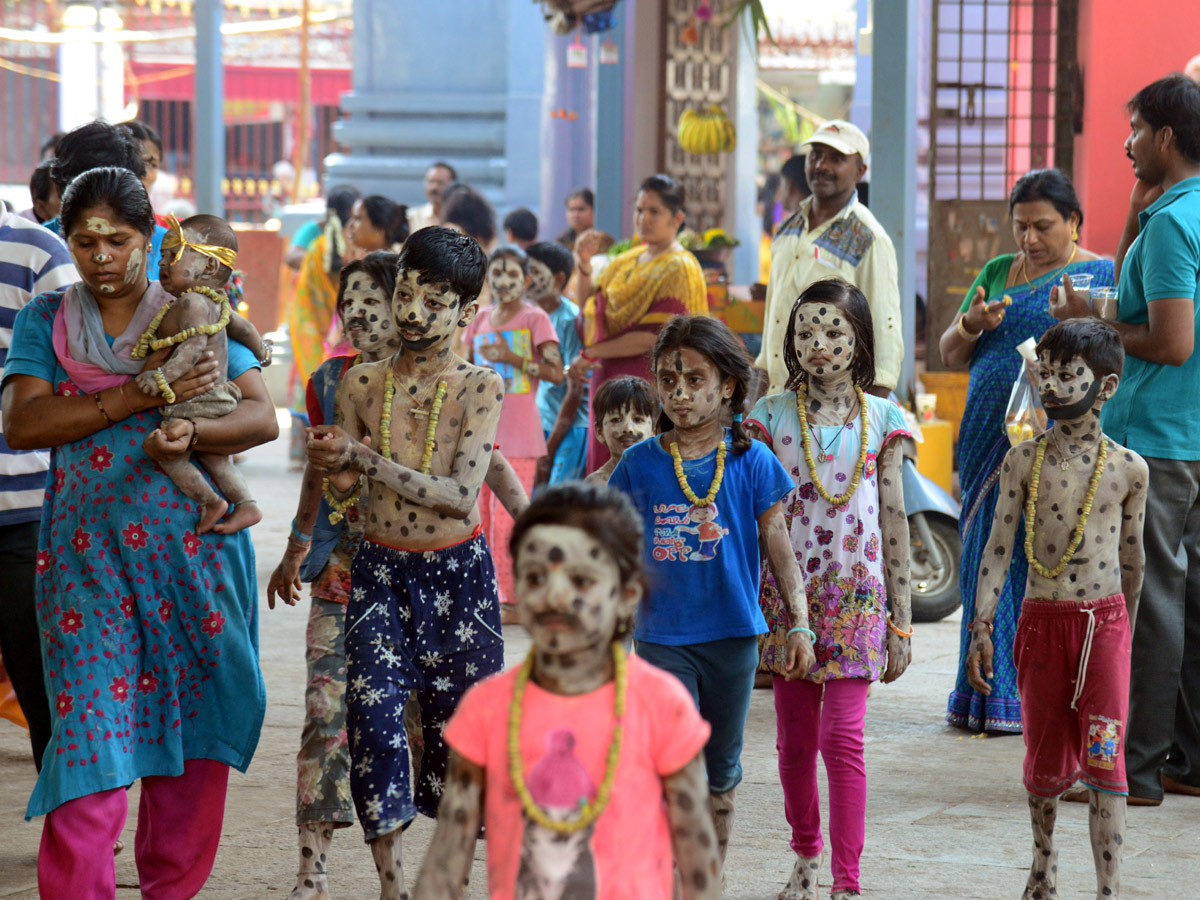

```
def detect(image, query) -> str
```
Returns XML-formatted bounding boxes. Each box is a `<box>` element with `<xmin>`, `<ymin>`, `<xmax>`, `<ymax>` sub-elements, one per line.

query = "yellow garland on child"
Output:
<box><xmin>509</xmin><ymin>643</ymin><xmax>627</xmax><ymax>835</ymax></box>
<box><xmin>797</xmin><ymin>383</ymin><xmax>870</xmax><ymax>508</ymax></box>
<box><xmin>322</xmin><ymin>478</ymin><xmax>363</xmax><ymax>525</ymax></box>
<box><xmin>153</xmin><ymin>369</ymin><xmax>175</xmax><ymax>404</ymax></box>
<box><xmin>377</xmin><ymin>371</ymin><xmax>447</xmax><ymax>475</ymax></box>
<box><xmin>131</xmin><ymin>285</ymin><xmax>232</xmax><ymax>359</ymax></box>
<box><xmin>669</xmin><ymin>440</ymin><xmax>727</xmax><ymax>507</ymax></box>
<box><xmin>1024</xmin><ymin>435</ymin><xmax>1107</xmax><ymax>578</ymax></box>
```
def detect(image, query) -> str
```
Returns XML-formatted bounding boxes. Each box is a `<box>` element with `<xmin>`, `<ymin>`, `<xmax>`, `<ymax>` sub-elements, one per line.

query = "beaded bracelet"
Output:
<box><xmin>787</xmin><ymin>626</ymin><xmax>817</xmax><ymax>642</ymax></box>
<box><xmin>290</xmin><ymin>519</ymin><xmax>312</xmax><ymax>544</ymax></box>
<box><xmin>93</xmin><ymin>392</ymin><xmax>114</xmax><ymax>427</ymax></box>
<box><xmin>886</xmin><ymin>617</ymin><xmax>915</xmax><ymax>638</ymax></box>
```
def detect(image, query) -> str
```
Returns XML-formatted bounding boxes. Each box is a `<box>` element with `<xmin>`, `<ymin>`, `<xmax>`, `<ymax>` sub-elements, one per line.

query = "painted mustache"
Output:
<box><xmin>533</xmin><ymin>611</ymin><xmax>583</xmax><ymax>629</ymax></box>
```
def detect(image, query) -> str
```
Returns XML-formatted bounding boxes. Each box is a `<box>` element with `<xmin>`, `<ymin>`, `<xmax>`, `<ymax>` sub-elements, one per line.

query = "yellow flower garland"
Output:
<box><xmin>669</xmin><ymin>440</ymin><xmax>727</xmax><ymax>507</ymax></box>
<box><xmin>797</xmin><ymin>383</ymin><xmax>870</xmax><ymax>508</ymax></box>
<box><xmin>322</xmin><ymin>477</ymin><xmax>363</xmax><ymax>525</ymax></box>
<box><xmin>509</xmin><ymin>643</ymin><xmax>626</xmax><ymax>835</ymax></box>
<box><xmin>1024</xmin><ymin>435</ymin><xmax>1107</xmax><ymax>579</ymax></box>
<box><xmin>377</xmin><ymin>371</ymin><xmax>447</xmax><ymax>475</ymax></box>
<box><xmin>132</xmin><ymin>286</ymin><xmax>232</xmax><ymax>360</ymax></box>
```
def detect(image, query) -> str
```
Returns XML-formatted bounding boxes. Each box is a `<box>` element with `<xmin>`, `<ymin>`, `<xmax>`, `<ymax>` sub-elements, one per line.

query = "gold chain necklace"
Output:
<box><xmin>1024</xmin><ymin>435</ymin><xmax>1107</xmax><ymax>578</ymax></box>
<box><xmin>509</xmin><ymin>643</ymin><xmax>626</xmax><ymax>835</ymax></box>
<box><xmin>1019</xmin><ymin>241</ymin><xmax>1078</xmax><ymax>289</ymax></box>
<box><xmin>797</xmin><ymin>383</ymin><xmax>870</xmax><ymax>507</ymax></box>
<box><xmin>669</xmin><ymin>438</ymin><xmax>727</xmax><ymax>507</ymax></box>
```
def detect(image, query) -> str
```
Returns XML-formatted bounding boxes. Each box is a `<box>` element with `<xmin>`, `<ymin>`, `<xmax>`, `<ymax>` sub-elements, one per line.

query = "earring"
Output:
<box><xmin>1071</xmin><ymin>225</ymin><xmax>1079</xmax><ymax>242</ymax></box>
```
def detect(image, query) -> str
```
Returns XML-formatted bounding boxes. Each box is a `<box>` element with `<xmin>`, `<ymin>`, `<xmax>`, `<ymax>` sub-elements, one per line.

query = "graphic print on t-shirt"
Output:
<box><xmin>474</xmin><ymin>328</ymin><xmax>534</xmax><ymax>393</ymax></box>
<box><xmin>515</xmin><ymin>728</ymin><xmax>598</xmax><ymax>900</ymax></box>
<box><xmin>651</xmin><ymin>502</ymin><xmax>729</xmax><ymax>563</ymax></box>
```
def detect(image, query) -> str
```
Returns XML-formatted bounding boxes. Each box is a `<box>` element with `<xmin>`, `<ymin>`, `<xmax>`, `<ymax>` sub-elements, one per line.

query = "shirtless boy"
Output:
<box><xmin>135</xmin><ymin>213</ymin><xmax>266</xmax><ymax>533</ymax></box>
<box><xmin>306</xmin><ymin>226</ymin><xmax>505</xmax><ymax>900</ymax></box>
<box><xmin>967</xmin><ymin>318</ymin><xmax>1147</xmax><ymax>900</ymax></box>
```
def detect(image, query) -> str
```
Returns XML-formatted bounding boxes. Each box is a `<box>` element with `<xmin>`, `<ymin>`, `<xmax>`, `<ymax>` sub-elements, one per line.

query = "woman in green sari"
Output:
<box><xmin>938</xmin><ymin>169</ymin><xmax>1114</xmax><ymax>732</ymax></box>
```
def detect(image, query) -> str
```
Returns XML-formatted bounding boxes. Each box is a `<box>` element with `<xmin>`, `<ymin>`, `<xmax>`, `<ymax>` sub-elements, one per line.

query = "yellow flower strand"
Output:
<box><xmin>509</xmin><ymin>643</ymin><xmax>626</xmax><ymax>835</ymax></box>
<box><xmin>669</xmin><ymin>440</ymin><xmax>727</xmax><ymax>507</ymax></box>
<box><xmin>377</xmin><ymin>371</ymin><xmax>447</xmax><ymax>475</ymax></box>
<box><xmin>131</xmin><ymin>285</ymin><xmax>232</xmax><ymax>359</ymax></box>
<box><xmin>322</xmin><ymin>477</ymin><xmax>363</xmax><ymax>525</ymax></box>
<box><xmin>153</xmin><ymin>369</ymin><xmax>175</xmax><ymax>404</ymax></box>
<box><xmin>1024</xmin><ymin>435</ymin><xmax>1108</xmax><ymax>579</ymax></box>
<box><xmin>797</xmin><ymin>383</ymin><xmax>870</xmax><ymax>508</ymax></box>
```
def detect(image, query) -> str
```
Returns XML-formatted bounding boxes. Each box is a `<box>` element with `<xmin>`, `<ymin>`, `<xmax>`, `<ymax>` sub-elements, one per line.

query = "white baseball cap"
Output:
<box><xmin>800</xmin><ymin>120</ymin><xmax>870</xmax><ymax>167</ymax></box>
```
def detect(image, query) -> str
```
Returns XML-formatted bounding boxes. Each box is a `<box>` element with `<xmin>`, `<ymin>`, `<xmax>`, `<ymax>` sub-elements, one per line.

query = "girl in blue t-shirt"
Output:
<box><xmin>608</xmin><ymin>315</ymin><xmax>816</xmax><ymax>875</ymax></box>
<box><xmin>744</xmin><ymin>279</ymin><xmax>913</xmax><ymax>900</ymax></box>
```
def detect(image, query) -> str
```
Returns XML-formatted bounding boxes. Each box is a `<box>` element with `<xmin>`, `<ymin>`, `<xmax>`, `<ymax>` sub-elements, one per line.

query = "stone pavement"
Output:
<box><xmin>1</xmin><ymin>422</ymin><xmax>1196</xmax><ymax>898</ymax></box>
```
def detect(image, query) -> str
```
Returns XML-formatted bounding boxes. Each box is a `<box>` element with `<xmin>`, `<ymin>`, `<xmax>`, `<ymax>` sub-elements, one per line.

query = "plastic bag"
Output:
<box><xmin>1004</xmin><ymin>373</ymin><xmax>1048</xmax><ymax>446</ymax></box>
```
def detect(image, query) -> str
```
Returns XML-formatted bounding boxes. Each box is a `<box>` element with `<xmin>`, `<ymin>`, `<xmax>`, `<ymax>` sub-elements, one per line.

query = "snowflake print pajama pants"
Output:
<box><xmin>345</xmin><ymin>530</ymin><xmax>503</xmax><ymax>840</ymax></box>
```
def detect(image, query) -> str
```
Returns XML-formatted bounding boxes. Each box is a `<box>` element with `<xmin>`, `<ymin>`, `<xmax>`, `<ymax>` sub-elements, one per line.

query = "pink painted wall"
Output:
<box><xmin>1074</xmin><ymin>0</ymin><xmax>1199</xmax><ymax>256</ymax></box>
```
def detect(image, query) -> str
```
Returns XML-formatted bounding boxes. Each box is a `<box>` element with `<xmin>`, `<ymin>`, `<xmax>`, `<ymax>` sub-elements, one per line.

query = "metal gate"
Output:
<box><xmin>926</xmin><ymin>0</ymin><xmax>1078</xmax><ymax>368</ymax></box>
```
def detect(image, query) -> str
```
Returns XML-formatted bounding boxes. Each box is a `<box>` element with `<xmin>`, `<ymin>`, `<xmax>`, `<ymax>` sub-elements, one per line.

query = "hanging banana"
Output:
<box><xmin>677</xmin><ymin>105</ymin><xmax>737</xmax><ymax>155</ymax></box>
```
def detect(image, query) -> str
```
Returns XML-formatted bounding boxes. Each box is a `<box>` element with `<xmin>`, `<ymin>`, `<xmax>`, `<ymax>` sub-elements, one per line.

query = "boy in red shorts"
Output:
<box><xmin>966</xmin><ymin>318</ymin><xmax>1147</xmax><ymax>900</ymax></box>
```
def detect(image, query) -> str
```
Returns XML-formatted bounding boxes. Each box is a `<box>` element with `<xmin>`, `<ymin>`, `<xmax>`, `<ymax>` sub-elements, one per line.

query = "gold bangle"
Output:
<box><xmin>186</xmin><ymin>417</ymin><xmax>200</xmax><ymax>451</ymax></box>
<box><xmin>956</xmin><ymin>317</ymin><xmax>982</xmax><ymax>342</ymax></box>
<box><xmin>93</xmin><ymin>392</ymin><xmax>114</xmax><ymax>427</ymax></box>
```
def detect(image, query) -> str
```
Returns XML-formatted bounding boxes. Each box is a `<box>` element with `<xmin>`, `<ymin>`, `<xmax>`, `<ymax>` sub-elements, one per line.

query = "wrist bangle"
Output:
<box><xmin>579</xmin><ymin>350</ymin><xmax>597</xmax><ymax>363</ymax></box>
<box><xmin>93</xmin><ymin>392</ymin><xmax>114</xmax><ymax>427</ymax></box>
<box><xmin>186</xmin><ymin>418</ymin><xmax>200</xmax><ymax>451</ymax></box>
<box><xmin>968</xmin><ymin>619</ymin><xmax>993</xmax><ymax>635</ymax></box>
<box><xmin>290</xmin><ymin>519</ymin><xmax>312</xmax><ymax>544</ymax></box>
<box><xmin>956</xmin><ymin>317</ymin><xmax>982</xmax><ymax>342</ymax></box>
<box><xmin>886</xmin><ymin>616</ymin><xmax>914</xmax><ymax>638</ymax></box>
<box><xmin>118</xmin><ymin>382</ymin><xmax>135</xmax><ymax>416</ymax></box>
<box><xmin>787</xmin><ymin>625</ymin><xmax>817</xmax><ymax>642</ymax></box>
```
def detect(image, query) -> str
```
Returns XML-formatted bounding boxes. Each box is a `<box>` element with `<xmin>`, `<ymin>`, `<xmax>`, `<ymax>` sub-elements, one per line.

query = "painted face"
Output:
<box><xmin>425</xmin><ymin>165</ymin><xmax>454</xmax><ymax>207</ymax></box>
<box><xmin>487</xmin><ymin>257</ymin><xmax>526</xmax><ymax>305</ymax></box>
<box><xmin>392</xmin><ymin>265</ymin><xmax>469</xmax><ymax>351</ymax></box>
<box><xmin>515</xmin><ymin>524</ymin><xmax>635</xmax><ymax>654</ymax></box>
<box><xmin>1124</xmin><ymin>111</ymin><xmax>1165</xmax><ymax>184</ymax></box>
<box><xmin>526</xmin><ymin>259</ymin><xmax>557</xmax><ymax>301</ymax></box>
<box><xmin>140</xmin><ymin>140</ymin><xmax>161</xmax><ymax>193</ymax></box>
<box><xmin>804</xmin><ymin>144</ymin><xmax>865</xmax><ymax>202</ymax></box>
<box><xmin>1036</xmin><ymin>353</ymin><xmax>1109</xmax><ymax>420</ymax></box>
<box><xmin>566</xmin><ymin>197</ymin><xmax>594</xmax><ymax>233</ymax></box>
<box><xmin>341</xmin><ymin>271</ymin><xmax>397</xmax><ymax>355</ymax></box>
<box><xmin>158</xmin><ymin>232</ymin><xmax>214</xmax><ymax>297</ymax></box>
<box><xmin>66</xmin><ymin>205</ymin><xmax>150</xmax><ymax>298</ymax></box>
<box><xmin>655</xmin><ymin>346</ymin><xmax>732</xmax><ymax>431</ymax></box>
<box><xmin>792</xmin><ymin>302</ymin><xmax>857</xmax><ymax>381</ymax></box>
<box><xmin>598</xmin><ymin>403</ymin><xmax>654</xmax><ymax>460</ymax></box>
<box><xmin>634</xmin><ymin>189</ymin><xmax>682</xmax><ymax>247</ymax></box>
<box><xmin>1011</xmin><ymin>200</ymin><xmax>1075</xmax><ymax>267</ymax></box>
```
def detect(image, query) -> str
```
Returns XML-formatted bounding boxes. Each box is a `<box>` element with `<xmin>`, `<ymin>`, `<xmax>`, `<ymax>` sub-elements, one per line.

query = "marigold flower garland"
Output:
<box><xmin>669</xmin><ymin>440</ymin><xmax>726</xmax><ymax>507</ymax></box>
<box><xmin>132</xmin><ymin>286</ymin><xmax>232</xmax><ymax>359</ymax></box>
<box><xmin>797</xmin><ymin>383</ymin><xmax>869</xmax><ymax>508</ymax></box>
<box><xmin>1024</xmin><ymin>435</ymin><xmax>1107</xmax><ymax>578</ymax></box>
<box><xmin>509</xmin><ymin>643</ymin><xmax>627</xmax><ymax>835</ymax></box>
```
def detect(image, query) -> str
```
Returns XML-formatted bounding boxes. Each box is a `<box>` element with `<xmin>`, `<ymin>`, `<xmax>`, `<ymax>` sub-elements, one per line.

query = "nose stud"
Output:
<box><xmin>93</xmin><ymin>253</ymin><xmax>113</xmax><ymax>263</ymax></box>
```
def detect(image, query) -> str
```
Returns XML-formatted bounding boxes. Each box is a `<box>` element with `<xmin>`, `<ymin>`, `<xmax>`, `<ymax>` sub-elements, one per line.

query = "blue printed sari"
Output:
<box><xmin>946</xmin><ymin>256</ymin><xmax>1114</xmax><ymax>732</ymax></box>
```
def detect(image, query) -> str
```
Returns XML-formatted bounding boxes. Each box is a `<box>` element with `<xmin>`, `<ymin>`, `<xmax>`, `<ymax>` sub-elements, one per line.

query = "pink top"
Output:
<box><xmin>444</xmin><ymin>654</ymin><xmax>711</xmax><ymax>900</ymax></box>
<box><xmin>462</xmin><ymin>303</ymin><xmax>559</xmax><ymax>458</ymax></box>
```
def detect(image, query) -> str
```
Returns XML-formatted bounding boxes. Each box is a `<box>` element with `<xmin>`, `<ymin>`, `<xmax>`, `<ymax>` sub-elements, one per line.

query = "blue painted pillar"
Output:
<box><xmin>869</xmin><ymin>0</ymin><xmax>918</xmax><ymax>398</ymax></box>
<box><xmin>731</xmin><ymin>18</ymin><xmax>759</xmax><ymax>286</ymax></box>
<box><xmin>194</xmin><ymin>0</ymin><xmax>224</xmax><ymax>216</ymax></box>
<box><xmin>539</xmin><ymin>31</ymin><xmax>597</xmax><ymax>240</ymax></box>
<box><xmin>593</xmin><ymin>2</ymin><xmax>627</xmax><ymax>239</ymax></box>
<box><xmin>850</xmin><ymin>0</ymin><xmax>873</xmax><ymax>133</ymax></box>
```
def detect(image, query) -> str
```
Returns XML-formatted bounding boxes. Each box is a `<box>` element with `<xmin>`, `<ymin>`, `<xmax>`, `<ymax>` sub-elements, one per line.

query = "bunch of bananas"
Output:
<box><xmin>678</xmin><ymin>106</ymin><xmax>736</xmax><ymax>155</ymax></box>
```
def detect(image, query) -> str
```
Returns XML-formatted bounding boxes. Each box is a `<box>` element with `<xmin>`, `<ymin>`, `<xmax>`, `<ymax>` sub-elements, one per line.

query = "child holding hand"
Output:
<box><xmin>745</xmin><ymin>279</ymin><xmax>913</xmax><ymax>900</ymax></box>
<box><xmin>414</xmin><ymin>482</ymin><xmax>720</xmax><ymax>900</ymax></box>
<box><xmin>585</xmin><ymin>375</ymin><xmax>658</xmax><ymax>485</ymax></box>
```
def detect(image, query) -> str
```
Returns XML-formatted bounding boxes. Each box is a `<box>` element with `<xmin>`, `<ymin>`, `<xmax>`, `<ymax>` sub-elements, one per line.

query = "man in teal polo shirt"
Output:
<box><xmin>1056</xmin><ymin>73</ymin><xmax>1200</xmax><ymax>805</ymax></box>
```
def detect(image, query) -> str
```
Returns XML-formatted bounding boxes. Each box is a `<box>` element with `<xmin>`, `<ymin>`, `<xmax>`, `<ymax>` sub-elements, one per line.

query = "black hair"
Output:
<box><xmin>651</xmin><ymin>315</ymin><xmax>753</xmax><ymax>452</ymax></box>
<box><xmin>780</xmin><ymin>154</ymin><xmax>809</xmax><ymax>195</ymax></box>
<box><xmin>503</xmin><ymin>207</ymin><xmax>538</xmax><ymax>242</ymax></box>
<box><xmin>60</xmin><ymin>166</ymin><xmax>155</xmax><ymax>239</ymax></box>
<box><xmin>592</xmin><ymin>375</ymin><xmax>659</xmax><ymax>426</ymax></box>
<box><xmin>509</xmin><ymin>481</ymin><xmax>646</xmax><ymax>640</ymax></box>
<box><xmin>429</xmin><ymin>161</ymin><xmax>458</xmax><ymax>182</ymax></box>
<box><xmin>782</xmin><ymin>278</ymin><xmax>876</xmax><ymax>391</ymax></box>
<box><xmin>760</xmin><ymin>173</ymin><xmax>781</xmax><ymax>237</ymax></box>
<box><xmin>326</xmin><ymin>184</ymin><xmax>360</xmax><ymax>225</ymax></box>
<box><xmin>30</xmin><ymin>161</ymin><xmax>55</xmax><ymax>206</ymax></box>
<box><xmin>398</xmin><ymin>226</ymin><xmax>487</xmax><ymax>306</ymax></box>
<box><xmin>1009</xmin><ymin>168</ymin><xmax>1084</xmax><ymax>229</ymax></box>
<box><xmin>40</xmin><ymin>133</ymin><xmax>63</xmax><ymax>160</ymax></box>
<box><xmin>336</xmin><ymin>250</ymin><xmax>401</xmax><ymax>323</ymax></box>
<box><xmin>119</xmin><ymin>120</ymin><xmax>163</xmax><ymax>157</ymax></box>
<box><xmin>1128</xmin><ymin>74</ymin><xmax>1200</xmax><ymax>164</ymax></box>
<box><xmin>442</xmin><ymin>185</ymin><xmax>497</xmax><ymax>246</ymax></box>
<box><xmin>50</xmin><ymin>121</ymin><xmax>146</xmax><ymax>192</ymax></box>
<box><xmin>637</xmin><ymin>173</ymin><xmax>686</xmax><ymax>218</ymax></box>
<box><xmin>567</xmin><ymin>188</ymin><xmax>594</xmax><ymax>209</ymax></box>
<box><xmin>487</xmin><ymin>243</ymin><xmax>528</xmax><ymax>276</ymax></box>
<box><xmin>321</xmin><ymin>185</ymin><xmax>361</xmax><ymax>275</ymax></box>
<box><xmin>180</xmin><ymin>213</ymin><xmax>238</xmax><ymax>283</ymax></box>
<box><xmin>1035</xmin><ymin>318</ymin><xmax>1124</xmax><ymax>382</ymax></box>
<box><xmin>525</xmin><ymin>241</ymin><xmax>574</xmax><ymax>285</ymax></box>
<box><xmin>359</xmin><ymin>195</ymin><xmax>411</xmax><ymax>246</ymax></box>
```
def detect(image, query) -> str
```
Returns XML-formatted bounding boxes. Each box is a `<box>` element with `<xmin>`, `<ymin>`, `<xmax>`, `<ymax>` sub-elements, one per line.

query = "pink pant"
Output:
<box><xmin>774</xmin><ymin>677</ymin><xmax>870</xmax><ymax>894</ymax></box>
<box><xmin>39</xmin><ymin>758</ymin><xmax>229</xmax><ymax>900</ymax></box>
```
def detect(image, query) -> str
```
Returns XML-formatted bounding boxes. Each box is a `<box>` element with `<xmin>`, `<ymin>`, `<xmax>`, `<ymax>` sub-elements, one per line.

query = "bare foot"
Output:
<box><xmin>197</xmin><ymin>497</ymin><xmax>230</xmax><ymax>534</ymax></box>
<box><xmin>212</xmin><ymin>500</ymin><xmax>262</xmax><ymax>534</ymax></box>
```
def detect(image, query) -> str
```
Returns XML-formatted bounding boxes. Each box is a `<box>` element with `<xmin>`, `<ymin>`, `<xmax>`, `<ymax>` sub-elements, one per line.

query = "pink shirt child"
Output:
<box><xmin>462</xmin><ymin>303</ymin><xmax>559</xmax><ymax>459</ymax></box>
<box><xmin>444</xmin><ymin>654</ymin><xmax>711</xmax><ymax>900</ymax></box>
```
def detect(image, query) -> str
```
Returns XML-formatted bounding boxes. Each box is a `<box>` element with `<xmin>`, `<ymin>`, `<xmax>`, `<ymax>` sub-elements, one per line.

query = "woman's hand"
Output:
<box><xmin>573</xmin><ymin>229</ymin><xmax>602</xmax><ymax>272</ymax></box>
<box><xmin>784</xmin><ymin>631</ymin><xmax>816</xmax><ymax>681</ymax></box>
<box><xmin>267</xmin><ymin>546</ymin><xmax>306</xmax><ymax>609</ymax></box>
<box><xmin>567</xmin><ymin>355</ymin><xmax>597</xmax><ymax>385</ymax></box>
<box><xmin>882</xmin><ymin>631</ymin><xmax>912</xmax><ymax>683</ymax></box>
<box><xmin>962</xmin><ymin>286</ymin><xmax>1011</xmax><ymax>334</ymax></box>
<box><xmin>136</xmin><ymin>349</ymin><xmax>221</xmax><ymax>410</ymax></box>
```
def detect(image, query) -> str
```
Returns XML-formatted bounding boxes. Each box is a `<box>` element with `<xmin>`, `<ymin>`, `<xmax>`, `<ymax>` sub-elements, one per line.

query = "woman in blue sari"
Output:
<box><xmin>938</xmin><ymin>169</ymin><xmax>1114</xmax><ymax>732</ymax></box>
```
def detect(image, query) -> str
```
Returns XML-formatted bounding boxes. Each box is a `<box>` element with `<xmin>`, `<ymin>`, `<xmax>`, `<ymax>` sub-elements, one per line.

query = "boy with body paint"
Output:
<box><xmin>967</xmin><ymin>319</ymin><xmax>1147</xmax><ymax>900</ymax></box>
<box><xmin>413</xmin><ymin>482</ymin><xmax>721</xmax><ymax>900</ymax></box>
<box><xmin>133</xmin><ymin>213</ymin><xmax>268</xmax><ymax>533</ymax></box>
<box><xmin>585</xmin><ymin>376</ymin><xmax>658</xmax><ymax>485</ymax></box>
<box><xmin>305</xmin><ymin>226</ymin><xmax>506</xmax><ymax>900</ymax></box>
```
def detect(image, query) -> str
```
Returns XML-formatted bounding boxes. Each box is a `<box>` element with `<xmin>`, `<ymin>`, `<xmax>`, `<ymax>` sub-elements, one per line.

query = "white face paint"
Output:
<box><xmin>791</xmin><ymin>302</ymin><xmax>857</xmax><ymax>382</ymax></box>
<box><xmin>486</xmin><ymin>258</ymin><xmax>526</xmax><ymax>306</ymax></box>
<box><xmin>655</xmin><ymin>347</ymin><xmax>731</xmax><ymax>431</ymax></box>
<box><xmin>527</xmin><ymin>259</ymin><xmax>557</xmax><ymax>301</ymax></box>
<box><xmin>124</xmin><ymin>247</ymin><xmax>143</xmax><ymax>285</ymax></box>
<box><xmin>86</xmin><ymin>217</ymin><xmax>117</xmax><ymax>235</ymax></box>
<box><xmin>392</xmin><ymin>266</ymin><xmax>467</xmax><ymax>352</ymax></box>
<box><xmin>599</xmin><ymin>403</ymin><xmax>654</xmax><ymax>460</ymax></box>
<box><xmin>341</xmin><ymin>272</ymin><xmax>397</xmax><ymax>355</ymax></box>
<box><xmin>515</xmin><ymin>524</ymin><xmax>633</xmax><ymax>655</ymax></box>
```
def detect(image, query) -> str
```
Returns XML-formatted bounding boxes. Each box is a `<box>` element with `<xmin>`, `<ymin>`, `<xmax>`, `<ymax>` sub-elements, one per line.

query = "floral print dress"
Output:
<box><xmin>747</xmin><ymin>391</ymin><xmax>910</xmax><ymax>682</ymax></box>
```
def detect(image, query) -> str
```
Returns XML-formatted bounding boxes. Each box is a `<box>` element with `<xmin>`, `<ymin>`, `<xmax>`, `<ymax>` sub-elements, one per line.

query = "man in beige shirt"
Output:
<box><xmin>758</xmin><ymin>120</ymin><xmax>903</xmax><ymax>397</ymax></box>
<box><xmin>407</xmin><ymin>161</ymin><xmax>457</xmax><ymax>233</ymax></box>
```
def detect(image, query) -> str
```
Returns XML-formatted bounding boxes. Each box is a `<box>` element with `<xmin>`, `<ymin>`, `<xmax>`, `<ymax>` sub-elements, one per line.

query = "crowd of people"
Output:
<box><xmin>0</xmin><ymin>70</ymin><xmax>1197</xmax><ymax>900</ymax></box>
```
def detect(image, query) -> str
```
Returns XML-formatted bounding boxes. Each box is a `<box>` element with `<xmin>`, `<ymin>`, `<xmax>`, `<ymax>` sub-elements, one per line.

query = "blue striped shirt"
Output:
<box><xmin>0</xmin><ymin>210</ymin><xmax>76</xmax><ymax>525</ymax></box>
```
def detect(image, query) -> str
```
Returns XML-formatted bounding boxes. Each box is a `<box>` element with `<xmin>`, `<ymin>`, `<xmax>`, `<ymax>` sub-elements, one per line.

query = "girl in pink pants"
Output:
<box><xmin>745</xmin><ymin>281</ymin><xmax>914</xmax><ymax>899</ymax></box>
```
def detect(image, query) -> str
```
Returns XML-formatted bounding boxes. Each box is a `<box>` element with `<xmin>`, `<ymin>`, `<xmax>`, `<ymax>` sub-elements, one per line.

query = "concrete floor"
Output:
<box><xmin>1</xmin><ymin>423</ymin><xmax>1197</xmax><ymax>899</ymax></box>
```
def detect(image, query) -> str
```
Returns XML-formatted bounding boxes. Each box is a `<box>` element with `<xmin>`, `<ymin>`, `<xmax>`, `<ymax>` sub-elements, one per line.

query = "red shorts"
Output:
<box><xmin>1014</xmin><ymin>594</ymin><xmax>1131</xmax><ymax>797</ymax></box>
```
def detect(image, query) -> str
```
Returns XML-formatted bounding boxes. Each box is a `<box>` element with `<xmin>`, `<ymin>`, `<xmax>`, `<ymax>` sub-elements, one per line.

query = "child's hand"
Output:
<box><xmin>882</xmin><ymin>631</ymin><xmax>911</xmax><ymax>683</ymax></box>
<box><xmin>267</xmin><ymin>547</ymin><xmax>305</xmax><ymax>609</ymax></box>
<box><xmin>142</xmin><ymin>420</ymin><xmax>193</xmax><ymax>462</ymax></box>
<box><xmin>480</xmin><ymin>335</ymin><xmax>517</xmax><ymax>367</ymax></box>
<box><xmin>306</xmin><ymin>424</ymin><xmax>358</xmax><ymax>474</ymax></box>
<box><xmin>784</xmin><ymin>631</ymin><xmax>815</xmax><ymax>680</ymax></box>
<box><xmin>965</xmin><ymin>629</ymin><xmax>995</xmax><ymax>695</ymax></box>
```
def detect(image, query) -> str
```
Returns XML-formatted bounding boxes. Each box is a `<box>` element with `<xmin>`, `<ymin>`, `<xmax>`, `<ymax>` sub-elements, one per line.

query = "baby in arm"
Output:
<box><xmin>134</xmin><ymin>214</ymin><xmax>267</xmax><ymax>533</ymax></box>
